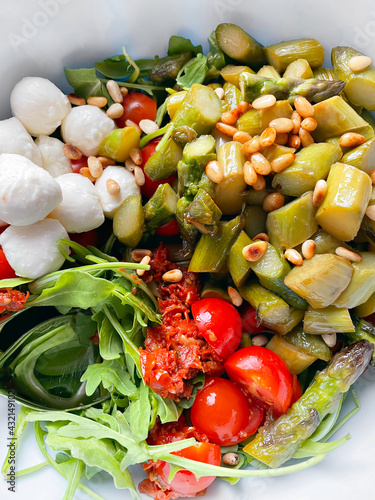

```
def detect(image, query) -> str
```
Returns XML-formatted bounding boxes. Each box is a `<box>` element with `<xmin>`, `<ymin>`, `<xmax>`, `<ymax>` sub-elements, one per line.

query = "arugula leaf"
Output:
<box><xmin>95</xmin><ymin>55</ymin><xmax>154</xmax><ymax>79</ymax></box>
<box><xmin>80</xmin><ymin>360</ymin><xmax>137</xmax><ymax>397</ymax></box>
<box><xmin>168</xmin><ymin>35</ymin><xmax>202</xmax><ymax>56</ymax></box>
<box><xmin>0</xmin><ymin>277</ymin><xmax>33</xmax><ymax>288</ymax></box>
<box><xmin>206</xmin><ymin>30</ymin><xmax>226</xmax><ymax>78</ymax></box>
<box><xmin>62</xmin><ymin>457</ymin><xmax>84</xmax><ymax>500</ymax></box>
<box><xmin>64</xmin><ymin>68</ymin><xmax>113</xmax><ymax>103</ymax></box>
<box><xmin>154</xmin><ymin>393</ymin><xmax>179</xmax><ymax>423</ymax></box>
<box><xmin>126</xmin><ymin>381</ymin><xmax>151</xmax><ymax>443</ymax></box>
<box><xmin>176</xmin><ymin>54</ymin><xmax>209</xmax><ymax>89</ymax></box>
<box><xmin>95</xmin><ymin>312</ymin><xmax>123</xmax><ymax>360</ymax></box>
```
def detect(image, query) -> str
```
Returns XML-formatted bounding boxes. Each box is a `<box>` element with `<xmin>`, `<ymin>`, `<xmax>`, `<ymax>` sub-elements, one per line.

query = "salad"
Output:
<box><xmin>1</xmin><ymin>21</ymin><xmax>375</xmax><ymax>500</ymax></box>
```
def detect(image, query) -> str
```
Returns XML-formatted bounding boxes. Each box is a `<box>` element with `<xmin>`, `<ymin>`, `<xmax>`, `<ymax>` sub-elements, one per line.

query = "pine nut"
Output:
<box><xmin>269</xmin><ymin>118</ymin><xmax>294</xmax><ymax>134</ymax></box>
<box><xmin>348</xmin><ymin>55</ymin><xmax>372</xmax><ymax>72</ymax></box>
<box><xmin>271</xmin><ymin>153</ymin><xmax>295</xmax><ymax>173</ymax></box>
<box><xmin>288</xmin><ymin>134</ymin><xmax>301</xmax><ymax>149</ymax></box>
<box><xmin>214</xmin><ymin>87</ymin><xmax>225</xmax><ymax>99</ymax></box>
<box><xmin>221</xmin><ymin>108</ymin><xmax>240</xmax><ymax>125</ymax></box>
<box><xmin>335</xmin><ymin>246</ymin><xmax>362</xmax><ymax>262</ymax></box>
<box><xmin>222</xmin><ymin>453</ymin><xmax>239</xmax><ymax>466</ymax></box>
<box><xmin>366</xmin><ymin>205</ymin><xmax>375</xmax><ymax>221</ymax></box>
<box><xmin>88</xmin><ymin>156</ymin><xmax>103</xmax><ymax>178</ymax></box>
<box><xmin>301</xmin><ymin>117</ymin><xmax>317</xmax><ymax>132</ymax></box>
<box><xmin>79</xmin><ymin>167</ymin><xmax>96</xmax><ymax>182</ymax></box>
<box><xmin>322</xmin><ymin>333</ymin><xmax>337</xmax><ymax>348</ymax></box>
<box><xmin>129</xmin><ymin>148</ymin><xmax>142</xmax><ymax>166</ymax></box>
<box><xmin>242</xmin><ymin>241</ymin><xmax>268</xmax><ymax>262</ymax></box>
<box><xmin>87</xmin><ymin>96</ymin><xmax>108</xmax><ymax>108</ymax></box>
<box><xmin>259</xmin><ymin>127</ymin><xmax>277</xmax><ymax>147</ymax></box>
<box><xmin>284</xmin><ymin>248</ymin><xmax>303</xmax><ymax>266</ymax></box>
<box><xmin>132</xmin><ymin>249</ymin><xmax>152</xmax><ymax>262</ymax></box>
<box><xmin>294</xmin><ymin>96</ymin><xmax>314</xmax><ymax>118</ymax></box>
<box><xmin>251</xmin><ymin>152</ymin><xmax>272</xmax><ymax>175</ymax></box>
<box><xmin>228</xmin><ymin>286</ymin><xmax>243</xmax><ymax>307</ymax></box>
<box><xmin>139</xmin><ymin>119</ymin><xmax>159</xmax><ymax>135</ymax></box>
<box><xmin>120</xmin><ymin>86</ymin><xmax>129</xmax><ymax>97</ymax></box>
<box><xmin>126</xmin><ymin>119</ymin><xmax>142</xmax><ymax>135</ymax></box>
<box><xmin>233</xmin><ymin>130</ymin><xmax>252</xmax><ymax>144</ymax></box>
<box><xmin>106</xmin><ymin>79</ymin><xmax>123</xmax><ymax>103</ymax></box>
<box><xmin>313</xmin><ymin>179</ymin><xmax>327</xmax><ymax>207</ymax></box>
<box><xmin>97</xmin><ymin>156</ymin><xmax>116</xmax><ymax>167</ymax></box>
<box><xmin>241</xmin><ymin>137</ymin><xmax>260</xmax><ymax>156</ymax></box>
<box><xmin>253</xmin><ymin>174</ymin><xmax>266</xmax><ymax>191</ymax></box>
<box><xmin>339</xmin><ymin>132</ymin><xmax>366</xmax><ymax>148</ymax></box>
<box><xmin>252</xmin><ymin>334</ymin><xmax>268</xmax><ymax>347</ymax></box>
<box><xmin>291</xmin><ymin>110</ymin><xmax>302</xmax><ymax>134</ymax></box>
<box><xmin>106</xmin><ymin>178</ymin><xmax>121</xmax><ymax>195</ymax></box>
<box><xmin>243</xmin><ymin>161</ymin><xmax>258</xmax><ymax>186</ymax></box>
<box><xmin>206</xmin><ymin>160</ymin><xmax>224</xmax><ymax>183</ymax></box>
<box><xmin>274</xmin><ymin>132</ymin><xmax>289</xmax><ymax>145</ymax></box>
<box><xmin>63</xmin><ymin>143</ymin><xmax>82</xmax><ymax>160</ymax></box>
<box><xmin>253</xmin><ymin>232</ymin><xmax>269</xmax><ymax>242</ymax></box>
<box><xmin>125</xmin><ymin>158</ymin><xmax>136</xmax><ymax>172</ymax></box>
<box><xmin>252</xmin><ymin>94</ymin><xmax>276</xmax><ymax>110</ymax></box>
<box><xmin>216</xmin><ymin>122</ymin><xmax>237</xmax><ymax>137</ymax></box>
<box><xmin>134</xmin><ymin>166</ymin><xmax>145</xmax><ymax>186</ymax></box>
<box><xmin>263</xmin><ymin>192</ymin><xmax>285</xmax><ymax>212</ymax></box>
<box><xmin>371</xmin><ymin>170</ymin><xmax>375</xmax><ymax>184</ymax></box>
<box><xmin>67</xmin><ymin>93</ymin><xmax>86</xmax><ymax>106</ymax></box>
<box><xmin>162</xmin><ymin>269</ymin><xmax>183</xmax><ymax>283</ymax></box>
<box><xmin>238</xmin><ymin>101</ymin><xmax>251</xmax><ymax>114</ymax></box>
<box><xmin>137</xmin><ymin>255</ymin><xmax>151</xmax><ymax>276</ymax></box>
<box><xmin>299</xmin><ymin>127</ymin><xmax>314</xmax><ymax>147</ymax></box>
<box><xmin>301</xmin><ymin>239</ymin><xmax>316</xmax><ymax>260</ymax></box>
<box><xmin>106</xmin><ymin>103</ymin><xmax>124</xmax><ymax>119</ymax></box>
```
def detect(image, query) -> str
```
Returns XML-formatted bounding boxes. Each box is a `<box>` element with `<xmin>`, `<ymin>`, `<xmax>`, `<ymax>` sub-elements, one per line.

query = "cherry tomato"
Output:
<box><xmin>115</xmin><ymin>92</ymin><xmax>157</xmax><ymax>128</ymax></box>
<box><xmin>365</xmin><ymin>313</ymin><xmax>375</xmax><ymax>325</ymax></box>
<box><xmin>191</xmin><ymin>377</ymin><xmax>263</xmax><ymax>446</ymax></box>
<box><xmin>241</xmin><ymin>304</ymin><xmax>267</xmax><ymax>334</ymax></box>
<box><xmin>291</xmin><ymin>374</ymin><xmax>302</xmax><ymax>405</ymax></box>
<box><xmin>154</xmin><ymin>441</ymin><xmax>221</xmax><ymax>496</ymax></box>
<box><xmin>155</xmin><ymin>219</ymin><xmax>180</xmax><ymax>237</ymax></box>
<box><xmin>69</xmin><ymin>230</ymin><xmax>99</xmax><ymax>248</ymax></box>
<box><xmin>0</xmin><ymin>225</ymin><xmax>8</xmax><ymax>235</ymax></box>
<box><xmin>192</xmin><ymin>298</ymin><xmax>242</xmax><ymax>359</ymax></box>
<box><xmin>0</xmin><ymin>249</ymin><xmax>16</xmax><ymax>279</ymax></box>
<box><xmin>70</xmin><ymin>156</ymin><xmax>88</xmax><ymax>173</ymax></box>
<box><xmin>224</xmin><ymin>346</ymin><xmax>294</xmax><ymax>415</ymax></box>
<box><xmin>140</xmin><ymin>138</ymin><xmax>176</xmax><ymax>199</ymax></box>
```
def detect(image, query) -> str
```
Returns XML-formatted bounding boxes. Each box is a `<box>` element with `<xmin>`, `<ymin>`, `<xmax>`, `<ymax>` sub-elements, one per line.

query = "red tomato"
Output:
<box><xmin>365</xmin><ymin>313</ymin><xmax>375</xmax><ymax>325</ymax></box>
<box><xmin>192</xmin><ymin>298</ymin><xmax>242</xmax><ymax>359</ymax></box>
<box><xmin>140</xmin><ymin>138</ymin><xmax>176</xmax><ymax>199</ymax></box>
<box><xmin>69</xmin><ymin>230</ymin><xmax>99</xmax><ymax>248</ymax></box>
<box><xmin>115</xmin><ymin>92</ymin><xmax>157</xmax><ymax>128</ymax></box>
<box><xmin>291</xmin><ymin>374</ymin><xmax>302</xmax><ymax>405</ymax></box>
<box><xmin>154</xmin><ymin>441</ymin><xmax>221</xmax><ymax>496</ymax></box>
<box><xmin>0</xmin><ymin>225</ymin><xmax>8</xmax><ymax>235</ymax></box>
<box><xmin>155</xmin><ymin>219</ymin><xmax>180</xmax><ymax>236</ymax></box>
<box><xmin>224</xmin><ymin>346</ymin><xmax>294</xmax><ymax>415</ymax></box>
<box><xmin>70</xmin><ymin>156</ymin><xmax>88</xmax><ymax>173</ymax></box>
<box><xmin>191</xmin><ymin>377</ymin><xmax>263</xmax><ymax>446</ymax></box>
<box><xmin>0</xmin><ymin>249</ymin><xmax>16</xmax><ymax>279</ymax></box>
<box><xmin>241</xmin><ymin>304</ymin><xmax>267</xmax><ymax>334</ymax></box>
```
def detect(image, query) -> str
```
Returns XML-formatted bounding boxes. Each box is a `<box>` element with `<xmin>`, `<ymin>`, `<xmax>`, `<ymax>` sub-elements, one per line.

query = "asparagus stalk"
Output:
<box><xmin>257</xmin><ymin>65</ymin><xmax>281</xmax><ymax>79</ymax></box>
<box><xmin>284</xmin><ymin>327</ymin><xmax>332</xmax><ymax>361</ymax></box>
<box><xmin>221</xmin><ymin>65</ymin><xmax>255</xmax><ymax>89</ymax></box>
<box><xmin>166</xmin><ymin>91</ymin><xmax>187</xmax><ymax>120</ymax></box>
<box><xmin>266</xmin><ymin>333</ymin><xmax>318</xmax><ymax>375</ymax></box>
<box><xmin>113</xmin><ymin>194</ymin><xmax>145</xmax><ymax>247</ymax></box>
<box><xmin>354</xmin><ymin>293</ymin><xmax>375</xmax><ymax>317</ymax></box>
<box><xmin>150</xmin><ymin>52</ymin><xmax>193</xmax><ymax>84</ymax></box>
<box><xmin>245</xmin><ymin>340</ymin><xmax>374</xmax><ymax>467</ymax></box>
<box><xmin>304</xmin><ymin>306</ymin><xmax>355</xmax><ymax>335</ymax></box>
<box><xmin>264</xmin><ymin>38</ymin><xmax>325</xmax><ymax>73</ymax></box>
<box><xmin>222</xmin><ymin>82</ymin><xmax>242</xmax><ymax>111</ymax></box>
<box><xmin>341</xmin><ymin>138</ymin><xmax>375</xmax><ymax>175</ymax></box>
<box><xmin>237</xmin><ymin>100</ymin><xmax>293</xmax><ymax>136</ymax></box>
<box><xmin>215</xmin><ymin>23</ymin><xmax>266</xmax><ymax>68</ymax></box>
<box><xmin>185</xmin><ymin>188</ymin><xmax>222</xmax><ymax>235</ymax></box>
<box><xmin>227</xmin><ymin>230</ymin><xmax>253</xmax><ymax>287</ymax></box>
<box><xmin>143</xmin><ymin>183</ymin><xmax>178</xmax><ymax>233</ymax></box>
<box><xmin>243</xmin><ymin>205</ymin><xmax>267</xmax><ymax>238</ymax></box>
<box><xmin>346</xmin><ymin>319</ymin><xmax>375</xmax><ymax>362</ymax></box>
<box><xmin>283</xmin><ymin>59</ymin><xmax>313</xmax><ymax>79</ymax></box>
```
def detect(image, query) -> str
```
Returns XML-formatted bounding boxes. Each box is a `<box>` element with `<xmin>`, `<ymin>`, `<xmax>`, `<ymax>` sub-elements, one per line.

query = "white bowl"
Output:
<box><xmin>1</xmin><ymin>1</ymin><xmax>375</xmax><ymax>499</ymax></box>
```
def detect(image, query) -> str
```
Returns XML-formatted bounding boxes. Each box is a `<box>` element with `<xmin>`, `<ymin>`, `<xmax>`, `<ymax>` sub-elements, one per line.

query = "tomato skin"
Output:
<box><xmin>0</xmin><ymin>249</ymin><xmax>17</xmax><ymax>279</ymax></box>
<box><xmin>155</xmin><ymin>219</ymin><xmax>180</xmax><ymax>236</ymax></box>
<box><xmin>70</xmin><ymin>156</ymin><xmax>88</xmax><ymax>173</ymax></box>
<box><xmin>224</xmin><ymin>346</ymin><xmax>294</xmax><ymax>415</ymax></box>
<box><xmin>115</xmin><ymin>92</ymin><xmax>157</xmax><ymax>128</ymax></box>
<box><xmin>192</xmin><ymin>298</ymin><xmax>242</xmax><ymax>359</ymax></box>
<box><xmin>291</xmin><ymin>374</ymin><xmax>302</xmax><ymax>405</ymax></box>
<box><xmin>155</xmin><ymin>442</ymin><xmax>221</xmax><ymax>496</ymax></box>
<box><xmin>241</xmin><ymin>304</ymin><xmax>266</xmax><ymax>334</ymax></box>
<box><xmin>191</xmin><ymin>377</ymin><xmax>263</xmax><ymax>446</ymax></box>
<box><xmin>140</xmin><ymin>138</ymin><xmax>176</xmax><ymax>199</ymax></box>
<box><xmin>69</xmin><ymin>229</ymin><xmax>99</xmax><ymax>248</ymax></box>
<box><xmin>365</xmin><ymin>313</ymin><xmax>375</xmax><ymax>325</ymax></box>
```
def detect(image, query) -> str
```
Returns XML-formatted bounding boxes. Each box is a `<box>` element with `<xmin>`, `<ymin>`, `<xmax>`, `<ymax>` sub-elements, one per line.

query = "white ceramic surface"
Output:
<box><xmin>1</xmin><ymin>0</ymin><xmax>375</xmax><ymax>499</ymax></box>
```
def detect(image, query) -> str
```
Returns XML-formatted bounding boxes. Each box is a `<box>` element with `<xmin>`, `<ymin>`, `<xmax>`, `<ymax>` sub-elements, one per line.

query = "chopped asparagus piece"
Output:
<box><xmin>354</xmin><ymin>293</ymin><xmax>375</xmax><ymax>317</ymax></box>
<box><xmin>185</xmin><ymin>188</ymin><xmax>222</xmax><ymax>235</ymax></box>
<box><xmin>172</xmin><ymin>126</ymin><xmax>197</xmax><ymax>148</ymax></box>
<box><xmin>166</xmin><ymin>91</ymin><xmax>187</xmax><ymax>119</ymax></box>
<box><xmin>244</xmin><ymin>340</ymin><xmax>373</xmax><ymax>467</ymax></box>
<box><xmin>313</xmin><ymin>67</ymin><xmax>338</xmax><ymax>80</ymax></box>
<box><xmin>143</xmin><ymin>138</ymin><xmax>183</xmax><ymax>181</ymax></box>
<box><xmin>341</xmin><ymin>138</ymin><xmax>375</xmax><ymax>175</ymax></box>
<box><xmin>113</xmin><ymin>194</ymin><xmax>145</xmax><ymax>247</ymax></box>
<box><xmin>347</xmin><ymin>320</ymin><xmax>375</xmax><ymax>362</ymax></box>
<box><xmin>257</xmin><ymin>65</ymin><xmax>281</xmax><ymax>79</ymax></box>
<box><xmin>215</xmin><ymin>23</ymin><xmax>266</xmax><ymax>68</ymax></box>
<box><xmin>265</xmin><ymin>38</ymin><xmax>325</xmax><ymax>74</ymax></box>
<box><xmin>260</xmin><ymin>144</ymin><xmax>296</xmax><ymax>162</ymax></box>
<box><xmin>285</xmin><ymin>326</ymin><xmax>332</xmax><ymax>361</ymax></box>
<box><xmin>201</xmin><ymin>281</ymin><xmax>231</xmax><ymax>302</ymax></box>
<box><xmin>304</xmin><ymin>306</ymin><xmax>354</xmax><ymax>334</ymax></box>
<box><xmin>150</xmin><ymin>52</ymin><xmax>193</xmax><ymax>84</ymax></box>
<box><xmin>237</xmin><ymin>100</ymin><xmax>293</xmax><ymax>136</ymax></box>
<box><xmin>283</xmin><ymin>58</ymin><xmax>313</xmax><ymax>79</ymax></box>
<box><xmin>266</xmin><ymin>334</ymin><xmax>317</xmax><ymax>374</ymax></box>
<box><xmin>144</xmin><ymin>183</ymin><xmax>178</xmax><ymax>233</ymax></box>
<box><xmin>97</xmin><ymin>126</ymin><xmax>140</xmax><ymax>163</ymax></box>
<box><xmin>222</xmin><ymin>82</ymin><xmax>242</xmax><ymax>111</ymax></box>
<box><xmin>242</xmin><ymin>189</ymin><xmax>275</xmax><ymax>207</ymax></box>
<box><xmin>273</xmin><ymin>307</ymin><xmax>305</xmax><ymax>335</ymax></box>
<box><xmin>227</xmin><ymin>231</ymin><xmax>253</xmax><ymax>287</ymax></box>
<box><xmin>243</xmin><ymin>205</ymin><xmax>268</xmax><ymax>238</ymax></box>
<box><xmin>311</xmin><ymin>229</ymin><xmax>348</xmax><ymax>254</ymax></box>
<box><xmin>221</xmin><ymin>65</ymin><xmax>255</xmax><ymax>88</ymax></box>
<box><xmin>176</xmin><ymin>197</ymin><xmax>198</xmax><ymax>254</ymax></box>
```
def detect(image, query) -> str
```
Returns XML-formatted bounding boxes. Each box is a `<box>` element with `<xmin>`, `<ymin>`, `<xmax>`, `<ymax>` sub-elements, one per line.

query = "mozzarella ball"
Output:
<box><xmin>0</xmin><ymin>117</ymin><xmax>42</xmax><ymax>166</ymax></box>
<box><xmin>95</xmin><ymin>166</ymin><xmax>140</xmax><ymax>218</ymax></box>
<box><xmin>50</xmin><ymin>173</ymin><xmax>105</xmax><ymax>233</ymax></box>
<box><xmin>61</xmin><ymin>105</ymin><xmax>115</xmax><ymax>157</ymax></box>
<box><xmin>0</xmin><ymin>153</ymin><xmax>62</xmax><ymax>226</ymax></box>
<box><xmin>0</xmin><ymin>219</ymin><xmax>70</xmax><ymax>279</ymax></box>
<box><xmin>35</xmin><ymin>135</ymin><xmax>72</xmax><ymax>177</ymax></box>
<box><xmin>10</xmin><ymin>77</ymin><xmax>71</xmax><ymax>136</ymax></box>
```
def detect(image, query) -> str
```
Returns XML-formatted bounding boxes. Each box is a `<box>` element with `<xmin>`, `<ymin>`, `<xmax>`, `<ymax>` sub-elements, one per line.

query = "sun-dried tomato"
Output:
<box><xmin>0</xmin><ymin>289</ymin><xmax>29</xmax><ymax>314</ymax></box>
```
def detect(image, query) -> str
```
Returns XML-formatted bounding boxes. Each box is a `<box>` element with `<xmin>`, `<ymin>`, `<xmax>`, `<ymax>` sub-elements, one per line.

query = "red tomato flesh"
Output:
<box><xmin>241</xmin><ymin>304</ymin><xmax>267</xmax><ymax>334</ymax></box>
<box><xmin>115</xmin><ymin>92</ymin><xmax>157</xmax><ymax>128</ymax></box>
<box><xmin>69</xmin><ymin>229</ymin><xmax>99</xmax><ymax>248</ymax></box>
<box><xmin>191</xmin><ymin>377</ymin><xmax>263</xmax><ymax>446</ymax></box>
<box><xmin>140</xmin><ymin>138</ymin><xmax>176</xmax><ymax>199</ymax></box>
<box><xmin>192</xmin><ymin>298</ymin><xmax>242</xmax><ymax>359</ymax></box>
<box><xmin>70</xmin><ymin>156</ymin><xmax>88</xmax><ymax>173</ymax></box>
<box><xmin>291</xmin><ymin>374</ymin><xmax>303</xmax><ymax>405</ymax></box>
<box><xmin>0</xmin><ymin>249</ymin><xmax>17</xmax><ymax>279</ymax></box>
<box><xmin>155</xmin><ymin>219</ymin><xmax>179</xmax><ymax>237</ymax></box>
<box><xmin>224</xmin><ymin>346</ymin><xmax>294</xmax><ymax>415</ymax></box>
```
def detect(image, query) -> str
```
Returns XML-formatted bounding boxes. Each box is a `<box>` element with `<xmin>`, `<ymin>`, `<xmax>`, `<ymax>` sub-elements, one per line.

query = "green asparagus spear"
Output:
<box><xmin>215</xmin><ymin>23</ymin><xmax>266</xmax><ymax>68</ymax></box>
<box><xmin>144</xmin><ymin>183</ymin><xmax>178</xmax><ymax>233</ymax></box>
<box><xmin>354</xmin><ymin>293</ymin><xmax>375</xmax><ymax>317</ymax></box>
<box><xmin>245</xmin><ymin>340</ymin><xmax>374</xmax><ymax>467</ymax></box>
<box><xmin>239</xmin><ymin>73</ymin><xmax>345</xmax><ymax>104</ymax></box>
<box><xmin>346</xmin><ymin>319</ymin><xmax>375</xmax><ymax>362</ymax></box>
<box><xmin>150</xmin><ymin>52</ymin><xmax>193</xmax><ymax>84</ymax></box>
<box><xmin>284</xmin><ymin>327</ymin><xmax>332</xmax><ymax>361</ymax></box>
<box><xmin>304</xmin><ymin>306</ymin><xmax>355</xmax><ymax>334</ymax></box>
<box><xmin>237</xmin><ymin>100</ymin><xmax>293</xmax><ymax>136</ymax></box>
<box><xmin>266</xmin><ymin>333</ymin><xmax>318</xmax><ymax>374</ymax></box>
<box><xmin>113</xmin><ymin>194</ymin><xmax>145</xmax><ymax>247</ymax></box>
<box><xmin>265</xmin><ymin>38</ymin><xmax>325</xmax><ymax>74</ymax></box>
<box><xmin>227</xmin><ymin>230</ymin><xmax>253</xmax><ymax>287</ymax></box>
<box><xmin>243</xmin><ymin>205</ymin><xmax>268</xmax><ymax>238</ymax></box>
<box><xmin>257</xmin><ymin>65</ymin><xmax>281</xmax><ymax>79</ymax></box>
<box><xmin>222</xmin><ymin>82</ymin><xmax>242</xmax><ymax>110</ymax></box>
<box><xmin>221</xmin><ymin>66</ymin><xmax>254</xmax><ymax>89</ymax></box>
<box><xmin>176</xmin><ymin>197</ymin><xmax>198</xmax><ymax>255</ymax></box>
<box><xmin>185</xmin><ymin>188</ymin><xmax>222</xmax><ymax>235</ymax></box>
<box><xmin>341</xmin><ymin>138</ymin><xmax>375</xmax><ymax>175</ymax></box>
<box><xmin>283</xmin><ymin>59</ymin><xmax>313</xmax><ymax>79</ymax></box>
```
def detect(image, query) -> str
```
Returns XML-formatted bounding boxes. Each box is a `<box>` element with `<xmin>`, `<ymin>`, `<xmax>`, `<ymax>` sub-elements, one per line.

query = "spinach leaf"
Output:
<box><xmin>168</xmin><ymin>35</ymin><xmax>202</xmax><ymax>56</ymax></box>
<box><xmin>80</xmin><ymin>360</ymin><xmax>137</xmax><ymax>398</ymax></box>
<box><xmin>176</xmin><ymin>54</ymin><xmax>209</xmax><ymax>89</ymax></box>
<box><xmin>64</xmin><ymin>67</ymin><xmax>113</xmax><ymax>103</ymax></box>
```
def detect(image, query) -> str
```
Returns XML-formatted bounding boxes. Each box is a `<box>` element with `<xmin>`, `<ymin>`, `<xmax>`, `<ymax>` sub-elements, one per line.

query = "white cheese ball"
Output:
<box><xmin>95</xmin><ymin>166</ymin><xmax>140</xmax><ymax>218</ymax></box>
<box><xmin>10</xmin><ymin>77</ymin><xmax>71</xmax><ymax>136</ymax></box>
<box><xmin>50</xmin><ymin>173</ymin><xmax>105</xmax><ymax>233</ymax></box>
<box><xmin>0</xmin><ymin>153</ymin><xmax>62</xmax><ymax>226</ymax></box>
<box><xmin>35</xmin><ymin>136</ymin><xmax>72</xmax><ymax>178</ymax></box>
<box><xmin>0</xmin><ymin>117</ymin><xmax>42</xmax><ymax>166</ymax></box>
<box><xmin>61</xmin><ymin>105</ymin><xmax>115</xmax><ymax>157</ymax></box>
<box><xmin>0</xmin><ymin>219</ymin><xmax>70</xmax><ymax>279</ymax></box>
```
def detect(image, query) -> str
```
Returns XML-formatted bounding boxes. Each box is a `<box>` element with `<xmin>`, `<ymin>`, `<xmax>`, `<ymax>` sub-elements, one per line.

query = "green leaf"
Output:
<box><xmin>95</xmin><ymin>55</ymin><xmax>154</xmax><ymax>79</ymax></box>
<box><xmin>168</xmin><ymin>35</ymin><xmax>202</xmax><ymax>56</ymax></box>
<box><xmin>176</xmin><ymin>54</ymin><xmax>208</xmax><ymax>89</ymax></box>
<box><xmin>207</xmin><ymin>31</ymin><xmax>226</xmax><ymax>73</ymax></box>
<box><xmin>293</xmin><ymin>434</ymin><xmax>350</xmax><ymax>459</ymax></box>
<box><xmin>97</xmin><ymin>313</ymin><xmax>123</xmax><ymax>360</ymax></box>
<box><xmin>80</xmin><ymin>360</ymin><xmax>137</xmax><ymax>397</ymax></box>
<box><xmin>126</xmin><ymin>382</ymin><xmax>151</xmax><ymax>443</ymax></box>
<box><xmin>64</xmin><ymin>67</ymin><xmax>112</xmax><ymax>103</ymax></box>
<box><xmin>154</xmin><ymin>393</ymin><xmax>179</xmax><ymax>423</ymax></box>
<box><xmin>62</xmin><ymin>458</ymin><xmax>84</xmax><ymax>500</ymax></box>
<box><xmin>0</xmin><ymin>277</ymin><xmax>33</xmax><ymax>288</ymax></box>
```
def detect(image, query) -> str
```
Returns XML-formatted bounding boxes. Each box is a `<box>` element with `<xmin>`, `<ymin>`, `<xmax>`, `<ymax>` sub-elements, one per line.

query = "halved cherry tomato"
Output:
<box><xmin>140</xmin><ymin>138</ymin><xmax>176</xmax><ymax>199</ymax></box>
<box><xmin>69</xmin><ymin>229</ymin><xmax>99</xmax><ymax>249</ymax></box>
<box><xmin>241</xmin><ymin>304</ymin><xmax>267</xmax><ymax>334</ymax></box>
<box><xmin>291</xmin><ymin>374</ymin><xmax>303</xmax><ymax>405</ymax></box>
<box><xmin>0</xmin><ymin>249</ymin><xmax>17</xmax><ymax>279</ymax></box>
<box><xmin>155</xmin><ymin>219</ymin><xmax>180</xmax><ymax>237</ymax></box>
<box><xmin>115</xmin><ymin>92</ymin><xmax>157</xmax><ymax>128</ymax></box>
<box><xmin>192</xmin><ymin>298</ymin><xmax>242</xmax><ymax>359</ymax></box>
<box><xmin>224</xmin><ymin>346</ymin><xmax>294</xmax><ymax>415</ymax></box>
<box><xmin>191</xmin><ymin>377</ymin><xmax>263</xmax><ymax>446</ymax></box>
<box><xmin>70</xmin><ymin>156</ymin><xmax>88</xmax><ymax>173</ymax></box>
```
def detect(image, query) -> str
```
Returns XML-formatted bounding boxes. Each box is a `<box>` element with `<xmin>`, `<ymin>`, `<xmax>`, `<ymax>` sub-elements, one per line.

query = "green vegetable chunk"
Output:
<box><xmin>267</xmin><ymin>334</ymin><xmax>318</xmax><ymax>375</ymax></box>
<box><xmin>227</xmin><ymin>231</ymin><xmax>253</xmax><ymax>287</ymax></box>
<box><xmin>215</xmin><ymin>23</ymin><xmax>266</xmax><ymax>68</ymax></box>
<box><xmin>264</xmin><ymin>38</ymin><xmax>325</xmax><ymax>73</ymax></box>
<box><xmin>185</xmin><ymin>188</ymin><xmax>222</xmax><ymax>235</ymax></box>
<box><xmin>304</xmin><ymin>306</ymin><xmax>355</xmax><ymax>334</ymax></box>
<box><xmin>341</xmin><ymin>138</ymin><xmax>375</xmax><ymax>175</ymax></box>
<box><xmin>237</xmin><ymin>100</ymin><xmax>293</xmax><ymax>136</ymax></box>
<box><xmin>150</xmin><ymin>52</ymin><xmax>193</xmax><ymax>84</ymax></box>
<box><xmin>144</xmin><ymin>183</ymin><xmax>178</xmax><ymax>233</ymax></box>
<box><xmin>285</xmin><ymin>326</ymin><xmax>332</xmax><ymax>361</ymax></box>
<box><xmin>113</xmin><ymin>195</ymin><xmax>145</xmax><ymax>247</ymax></box>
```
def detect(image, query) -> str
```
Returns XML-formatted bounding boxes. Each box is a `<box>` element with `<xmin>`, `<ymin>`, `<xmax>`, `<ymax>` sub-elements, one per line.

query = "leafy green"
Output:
<box><xmin>176</xmin><ymin>53</ymin><xmax>209</xmax><ymax>89</ymax></box>
<box><xmin>64</xmin><ymin>68</ymin><xmax>112</xmax><ymax>103</ymax></box>
<box><xmin>168</xmin><ymin>35</ymin><xmax>202</xmax><ymax>56</ymax></box>
<box><xmin>81</xmin><ymin>360</ymin><xmax>137</xmax><ymax>397</ymax></box>
<box><xmin>126</xmin><ymin>381</ymin><xmax>151</xmax><ymax>442</ymax></box>
<box><xmin>95</xmin><ymin>55</ymin><xmax>154</xmax><ymax>80</ymax></box>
